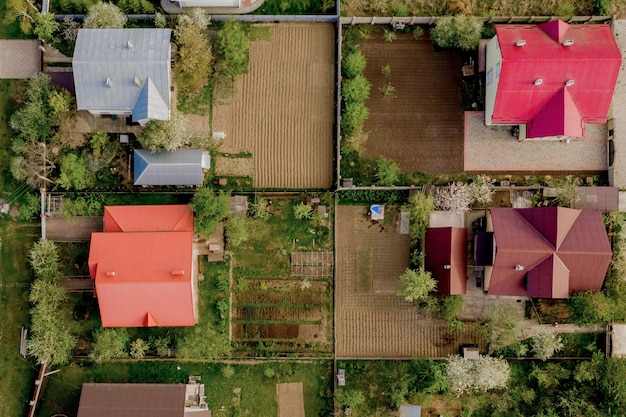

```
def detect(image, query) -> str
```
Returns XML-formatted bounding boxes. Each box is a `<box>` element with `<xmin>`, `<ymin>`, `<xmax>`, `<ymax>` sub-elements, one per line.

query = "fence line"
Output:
<box><xmin>339</xmin><ymin>15</ymin><xmax>612</xmax><ymax>25</ymax></box>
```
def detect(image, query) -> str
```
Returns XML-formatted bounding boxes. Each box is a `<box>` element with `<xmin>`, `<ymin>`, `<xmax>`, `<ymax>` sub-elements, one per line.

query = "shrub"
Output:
<box><xmin>383</xmin><ymin>29</ymin><xmax>398</xmax><ymax>42</ymax></box>
<box><xmin>342</xmin><ymin>51</ymin><xmax>367</xmax><ymax>79</ymax></box>
<box><xmin>263</xmin><ymin>367</ymin><xmax>276</xmax><ymax>378</ymax></box>
<box><xmin>431</xmin><ymin>15</ymin><xmax>484</xmax><ymax>51</ymax></box>
<box><xmin>151</xmin><ymin>337</ymin><xmax>171</xmax><ymax>357</ymax></box>
<box><xmin>225</xmin><ymin>216</ymin><xmax>249</xmax><ymax>247</ymax></box>
<box><xmin>57</xmin><ymin>153</ymin><xmax>93</xmax><ymax>190</ymax></box>
<box><xmin>433</xmin><ymin>182</ymin><xmax>472</xmax><ymax>213</ymax></box>
<box><xmin>468</xmin><ymin>175</ymin><xmax>495</xmax><ymax>207</ymax></box>
<box><xmin>408</xmin><ymin>192</ymin><xmax>435</xmax><ymax>242</ymax></box>
<box><xmin>592</xmin><ymin>0</ymin><xmax>611</xmax><ymax>15</ymax></box>
<box><xmin>191</xmin><ymin>188</ymin><xmax>230</xmax><ymax>237</ymax></box>
<box><xmin>222</xmin><ymin>364</ymin><xmax>235</xmax><ymax>379</ymax></box>
<box><xmin>342</xmin><ymin>75</ymin><xmax>371</xmax><ymax>104</ymax></box>
<box><xmin>392</xmin><ymin>1</ymin><xmax>410</xmax><ymax>16</ymax></box>
<box><xmin>214</xmin><ymin>20</ymin><xmax>250</xmax><ymax>77</ymax></box>
<box><xmin>118</xmin><ymin>0</ymin><xmax>154</xmax><ymax>13</ymax></box>
<box><xmin>375</xmin><ymin>157</ymin><xmax>401</xmax><ymax>186</ymax></box>
<box><xmin>478</xmin><ymin>306</ymin><xmax>521</xmax><ymax>352</ymax></box>
<box><xmin>251</xmin><ymin>197</ymin><xmax>271</xmax><ymax>220</ymax></box>
<box><xmin>130</xmin><ymin>338</ymin><xmax>149</xmax><ymax>359</ymax></box>
<box><xmin>90</xmin><ymin>328</ymin><xmax>129</xmax><ymax>363</ymax></box>
<box><xmin>293</xmin><ymin>202</ymin><xmax>313</xmax><ymax>220</ymax></box>
<box><xmin>83</xmin><ymin>2</ymin><xmax>127</xmax><ymax>29</ymax></box>
<box><xmin>413</xmin><ymin>26</ymin><xmax>425</xmax><ymax>39</ymax></box>
<box><xmin>397</xmin><ymin>268</ymin><xmax>437</xmax><ymax>303</ymax></box>
<box><xmin>434</xmin><ymin>295</ymin><xmax>464</xmax><ymax>323</ymax></box>
<box><xmin>568</xmin><ymin>291</ymin><xmax>614</xmax><ymax>326</ymax></box>
<box><xmin>532</xmin><ymin>333</ymin><xmax>564</xmax><ymax>361</ymax></box>
<box><xmin>380</xmin><ymin>64</ymin><xmax>391</xmax><ymax>77</ymax></box>
<box><xmin>341</xmin><ymin>101</ymin><xmax>369</xmax><ymax>138</ymax></box>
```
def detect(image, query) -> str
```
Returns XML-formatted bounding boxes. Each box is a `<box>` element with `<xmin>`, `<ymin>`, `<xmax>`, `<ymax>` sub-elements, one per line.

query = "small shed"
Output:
<box><xmin>398</xmin><ymin>405</ymin><xmax>422</xmax><ymax>417</ymax></box>
<box><xmin>606</xmin><ymin>323</ymin><xmax>626</xmax><ymax>358</ymax></box>
<box><xmin>230</xmin><ymin>195</ymin><xmax>249</xmax><ymax>217</ymax></box>
<box><xmin>134</xmin><ymin>149</ymin><xmax>204</xmax><ymax>186</ymax></box>
<box><xmin>463</xmin><ymin>346</ymin><xmax>480</xmax><ymax>359</ymax></box>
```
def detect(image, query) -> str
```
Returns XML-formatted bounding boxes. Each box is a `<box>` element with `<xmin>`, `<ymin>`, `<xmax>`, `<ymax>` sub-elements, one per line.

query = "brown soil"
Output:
<box><xmin>361</xmin><ymin>32</ymin><xmax>464</xmax><ymax>174</ymax></box>
<box><xmin>277</xmin><ymin>382</ymin><xmax>305</xmax><ymax>417</ymax></box>
<box><xmin>212</xmin><ymin>23</ymin><xmax>335</xmax><ymax>189</ymax></box>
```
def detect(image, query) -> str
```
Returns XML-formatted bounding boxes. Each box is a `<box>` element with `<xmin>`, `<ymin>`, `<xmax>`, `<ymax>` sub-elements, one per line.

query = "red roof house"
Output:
<box><xmin>488</xmin><ymin>207</ymin><xmax>611</xmax><ymax>298</ymax></box>
<box><xmin>485</xmin><ymin>20</ymin><xmax>621</xmax><ymax>139</ymax></box>
<box><xmin>425</xmin><ymin>227</ymin><xmax>467</xmax><ymax>295</ymax></box>
<box><xmin>88</xmin><ymin>205</ymin><xmax>197</xmax><ymax>327</ymax></box>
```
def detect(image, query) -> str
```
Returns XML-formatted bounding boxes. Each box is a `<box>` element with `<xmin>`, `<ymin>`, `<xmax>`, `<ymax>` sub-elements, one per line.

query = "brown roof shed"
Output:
<box><xmin>489</xmin><ymin>207</ymin><xmax>611</xmax><ymax>298</ymax></box>
<box><xmin>425</xmin><ymin>227</ymin><xmax>467</xmax><ymax>295</ymax></box>
<box><xmin>77</xmin><ymin>383</ymin><xmax>186</xmax><ymax>417</ymax></box>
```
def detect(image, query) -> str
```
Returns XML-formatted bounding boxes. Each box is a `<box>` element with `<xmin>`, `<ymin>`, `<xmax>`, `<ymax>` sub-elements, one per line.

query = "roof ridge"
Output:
<box><xmin>511</xmin><ymin>208</ymin><xmax>556</xmax><ymax>250</ymax></box>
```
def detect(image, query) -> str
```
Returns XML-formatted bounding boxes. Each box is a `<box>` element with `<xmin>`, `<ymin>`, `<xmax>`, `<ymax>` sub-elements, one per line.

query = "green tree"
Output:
<box><xmin>27</xmin><ymin>321</ymin><xmax>76</xmax><ymax>365</ymax></box>
<box><xmin>90</xmin><ymin>328</ymin><xmax>129</xmax><ymax>363</ymax></box>
<box><xmin>446</xmin><ymin>354</ymin><xmax>510</xmax><ymax>396</ymax></box>
<box><xmin>342</xmin><ymin>50</ymin><xmax>367</xmax><ymax>79</ymax></box>
<box><xmin>334</xmin><ymin>389</ymin><xmax>366</xmax><ymax>408</ymax></box>
<box><xmin>33</xmin><ymin>13</ymin><xmax>59</xmax><ymax>43</ymax></box>
<box><xmin>478</xmin><ymin>305</ymin><xmax>521</xmax><ymax>352</ymax></box>
<box><xmin>408</xmin><ymin>191</ymin><xmax>435</xmax><ymax>242</ymax></box>
<box><xmin>375</xmin><ymin>157</ymin><xmax>401</xmax><ymax>186</ymax></box>
<box><xmin>6</xmin><ymin>0</ymin><xmax>39</xmax><ymax>33</ymax></box>
<box><xmin>532</xmin><ymin>333</ymin><xmax>564</xmax><ymax>361</ymax></box>
<box><xmin>151</xmin><ymin>336</ymin><xmax>171</xmax><ymax>357</ymax></box>
<box><xmin>293</xmin><ymin>202</ymin><xmax>313</xmax><ymax>220</ymax></box>
<box><xmin>251</xmin><ymin>197</ymin><xmax>271</xmax><ymax>220</ymax></box>
<box><xmin>57</xmin><ymin>153</ymin><xmax>93</xmax><ymax>190</ymax></box>
<box><xmin>341</xmin><ymin>101</ymin><xmax>369</xmax><ymax>138</ymax></box>
<box><xmin>10</xmin><ymin>73</ymin><xmax>55</xmax><ymax>142</ymax></box>
<box><xmin>49</xmin><ymin>89</ymin><xmax>73</xmax><ymax>126</ymax></box>
<box><xmin>174</xmin><ymin>14</ymin><xmax>212</xmax><ymax>92</ymax></box>
<box><xmin>138</xmin><ymin>114</ymin><xmax>190</xmax><ymax>152</ymax></box>
<box><xmin>191</xmin><ymin>188</ymin><xmax>230</xmax><ymax>237</ymax></box>
<box><xmin>568</xmin><ymin>290</ymin><xmax>614</xmax><ymax>326</ymax></box>
<box><xmin>29</xmin><ymin>239</ymin><xmax>61</xmax><ymax>281</ymax></box>
<box><xmin>603</xmin><ymin>357</ymin><xmax>626</xmax><ymax>411</ymax></box>
<box><xmin>154</xmin><ymin>12</ymin><xmax>167</xmax><ymax>28</ymax></box>
<box><xmin>342</xmin><ymin>74</ymin><xmax>371</xmax><ymax>103</ymax></box>
<box><xmin>215</xmin><ymin>20</ymin><xmax>250</xmax><ymax>77</ymax></box>
<box><xmin>83</xmin><ymin>2</ymin><xmax>127</xmax><ymax>29</ymax></box>
<box><xmin>118</xmin><ymin>0</ymin><xmax>154</xmax><ymax>13</ymax></box>
<box><xmin>397</xmin><ymin>267</ymin><xmax>436</xmax><ymax>303</ymax></box>
<box><xmin>130</xmin><ymin>338</ymin><xmax>149</xmax><ymax>359</ymax></box>
<box><xmin>89</xmin><ymin>130</ymin><xmax>108</xmax><ymax>158</ymax></box>
<box><xmin>431</xmin><ymin>15</ymin><xmax>484</xmax><ymax>51</ymax></box>
<box><xmin>176</xmin><ymin>323</ymin><xmax>232</xmax><ymax>359</ymax></box>
<box><xmin>225</xmin><ymin>215</ymin><xmax>249</xmax><ymax>247</ymax></box>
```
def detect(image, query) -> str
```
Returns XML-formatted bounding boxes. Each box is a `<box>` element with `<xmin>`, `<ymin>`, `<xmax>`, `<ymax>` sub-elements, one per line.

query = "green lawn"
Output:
<box><xmin>0</xmin><ymin>220</ymin><xmax>39</xmax><ymax>417</ymax></box>
<box><xmin>38</xmin><ymin>360</ymin><xmax>332</xmax><ymax>417</ymax></box>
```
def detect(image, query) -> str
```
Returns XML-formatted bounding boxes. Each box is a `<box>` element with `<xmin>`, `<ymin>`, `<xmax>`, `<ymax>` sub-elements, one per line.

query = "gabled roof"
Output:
<box><xmin>425</xmin><ymin>227</ymin><xmax>467</xmax><ymax>295</ymax></box>
<box><xmin>489</xmin><ymin>207</ymin><xmax>611</xmax><ymax>298</ymax></box>
<box><xmin>77</xmin><ymin>383</ymin><xmax>185</xmax><ymax>417</ymax></box>
<box><xmin>73</xmin><ymin>29</ymin><xmax>171</xmax><ymax>120</ymax></box>
<box><xmin>103</xmin><ymin>205</ymin><xmax>194</xmax><ymax>232</ymax></box>
<box><xmin>89</xmin><ymin>205</ymin><xmax>196</xmax><ymax>327</ymax></box>
<box><xmin>134</xmin><ymin>149</ymin><xmax>204</xmax><ymax>186</ymax></box>
<box><xmin>492</xmin><ymin>21</ymin><xmax>621</xmax><ymax>138</ymax></box>
<box><xmin>132</xmin><ymin>77</ymin><xmax>170</xmax><ymax>125</ymax></box>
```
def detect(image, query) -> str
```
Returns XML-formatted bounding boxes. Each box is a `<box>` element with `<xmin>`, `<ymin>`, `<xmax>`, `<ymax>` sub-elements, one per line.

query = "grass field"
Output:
<box><xmin>37</xmin><ymin>360</ymin><xmax>332</xmax><ymax>417</ymax></box>
<box><xmin>212</xmin><ymin>23</ymin><xmax>335</xmax><ymax>189</ymax></box>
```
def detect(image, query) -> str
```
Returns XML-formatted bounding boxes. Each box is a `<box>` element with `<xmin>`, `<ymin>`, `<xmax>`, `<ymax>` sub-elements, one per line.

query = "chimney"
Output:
<box><xmin>127</xmin><ymin>40</ymin><xmax>133</xmax><ymax>48</ymax></box>
<box><xmin>534</xmin><ymin>79</ymin><xmax>543</xmax><ymax>86</ymax></box>
<box><xmin>562</xmin><ymin>39</ymin><xmax>574</xmax><ymax>46</ymax></box>
<box><xmin>514</xmin><ymin>264</ymin><xmax>525</xmax><ymax>271</ymax></box>
<box><xmin>443</xmin><ymin>264</ymin><xmax>452</xmax><ymax>270</ymax></box>
<box><xmin>133</xmin><ymin>76</ymin><xmax>141</xmax><ymax>87</ymax></box>
<box><xmin>105</xmin><ymin>77</ymin><xmax>113</xmax><ymax>88</ymax></box>
<box><xmin>516</xmin><ymin>39</ymin><xmax>526</xmax><ymax>47</ymax></box>
<box><xmin>105</xmin><ymin>271</ymin><xmax>116</xmax><ymax>277</ymax></box>
<box><xmin>171</xmin><ymin>270</ymin><xmax>185</xmax><ymax>276</ymax></box>
<box><xmin>565</xmin><ymin>79</ymin><xmax>574</xmax><ymax>87</ymax></box>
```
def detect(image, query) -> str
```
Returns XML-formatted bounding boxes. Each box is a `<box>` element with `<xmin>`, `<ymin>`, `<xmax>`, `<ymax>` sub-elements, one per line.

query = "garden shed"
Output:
<box><xmin>425</xmin><ymin>227</ymin><xmax>467</xmax><ymax>295</ymax></box>
<box><xmin>73</xmin><ymin>29</ymin><xmax>172</xmax><ymax>125</ymax></box>
<box><xmin>134</xmin><ymin>149</ymin><xmax>205</xmax><ymax>186</ymax></box>
<box><xmin>606</xmin><ymin>323</ymin><xmax>626</xmax><ymax>358</ymax></box>
<box><xmin>398</xmin><ymin>404</ymin><xmax>421</xmax><ymax>417</ymax></box>
<box><xmin>88</xmin><ymin>205</ymin><xmax>197</xmax><ymax>327</ymax></box>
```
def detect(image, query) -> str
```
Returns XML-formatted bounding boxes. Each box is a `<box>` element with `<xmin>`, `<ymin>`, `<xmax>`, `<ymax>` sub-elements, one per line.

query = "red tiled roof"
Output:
<box><xmin>425</xmin><ymin>227</ymin><xmax>467</xmax><ymax>295</ymax></box>
<box><xmin>89</xmin><ymin>205</ymin><xmax>196</xmax><ymax>327</ymax></box>
<box><xmin>492</xmin><ymin>21</ymin><xmax>621</xmax><ymax>138</ymax></box>
<box><xmin>489</xmin><ymin>207</ymin><xmax>611</xmax><ymax>298</ymax></box>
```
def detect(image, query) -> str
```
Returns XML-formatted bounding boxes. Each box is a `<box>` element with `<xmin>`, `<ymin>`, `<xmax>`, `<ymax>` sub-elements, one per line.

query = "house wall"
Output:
<box><xmin>177</xmin><ymin>0</ymin><xmax>241</xmax><ymax>7</ymax></box>
<box><xmin>484</xmin><ymin>36</ymin><xmax>501</xmax><ymax>127</ymax></box>
<box><xmin>88</xmin><ymin>109</ymin><xmax>132</xmax><ymax>116</ymax></box>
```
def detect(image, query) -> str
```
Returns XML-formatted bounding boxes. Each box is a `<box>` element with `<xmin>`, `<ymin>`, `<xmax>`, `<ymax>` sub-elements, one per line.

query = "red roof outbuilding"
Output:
<box><xmin>425</xmin><ymin>227</ymin><xmax>467</xmax><ymax>295</ymax></box>
<box><xmin>88</xmin><ymin>205</ymin><xmax>196</xmax><ymax>327</ymax></box>
<box><xmin>492</xmin><ymin>20</ymin><xmax>621</xmax><ymax>138</ymax></box>
<box><xmin>489</xmin><ymin>207</ymin><xmax>611</xmax><ymax>298</ymax></box>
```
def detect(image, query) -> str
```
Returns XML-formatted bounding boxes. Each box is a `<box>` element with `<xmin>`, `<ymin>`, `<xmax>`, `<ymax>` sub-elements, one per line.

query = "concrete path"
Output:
<box><xmin>0</xmin><ymin>40</ymin><xmax>41</xmax><ymax>79</ymax></box>
<box><xmin>610</xmin><ymin>20</ymin><xmax>626</xmax><ymax>187</ymax></box>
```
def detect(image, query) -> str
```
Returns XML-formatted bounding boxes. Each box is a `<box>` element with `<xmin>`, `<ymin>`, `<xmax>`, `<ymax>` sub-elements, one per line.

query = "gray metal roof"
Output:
<box><xmin>73</xmin><ymin>29</ymin><xmax>172</xmax><ymax>119</ymax></box>
<box><xmin>134</xmin><ymin>149</ymin><xmax>204</xmax><ymax>186</ymax></box>
<box><xmin>132</xmin><ymin>77</ymin><xmax>169</xmax><ymax>124</ymax></box>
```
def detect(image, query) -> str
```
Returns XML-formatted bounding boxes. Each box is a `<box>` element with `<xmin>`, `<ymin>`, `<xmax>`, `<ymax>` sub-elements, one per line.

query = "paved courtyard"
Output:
<box><xmin>0</xmin><ymin>40</ymin><xmax>41</xmax><ymax>79</ymax></box>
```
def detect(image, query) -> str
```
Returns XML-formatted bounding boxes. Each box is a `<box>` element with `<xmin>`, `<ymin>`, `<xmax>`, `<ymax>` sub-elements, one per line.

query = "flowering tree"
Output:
<box><xmin>397</xmin><ymin>268</ymin><xmax>436</xmax><ymax>303</ymax></box>
<box><xmin>446</xmin><ymin>354</ymin><xmax>510</xmax><ymax>396</ymax></box>
<box><xmin>532</xmin><ymin>333</ymin><xmax>564</xmax><ymax>361</ymax></box>
<box><xmin>433</xmin><ymin>182</ymin><xmax>473</xmax><ymax>213</ymax></box>
<box><xmin>468</xmin><ymin>175</ymin><xmax>495</xmax><ymax>207</ymax></box>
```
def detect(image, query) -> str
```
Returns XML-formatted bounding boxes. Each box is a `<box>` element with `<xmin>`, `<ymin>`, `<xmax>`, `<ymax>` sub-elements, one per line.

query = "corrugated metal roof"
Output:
<box><xmin>492</xmin><ymin>20</ymin><xmax>621</xmax><ymax>138</ymax></box>
<box><xmin>425</xmin><ymin>227</ymin><xmax>467</xmax><ymax>295</ymax></box>
<box><xmin>73</xmin><ymin>29</ymin><xmax>171</xmax><ymax>118</ymax></box>
<box><xmin>77</xmin><ymin>383</ymin><xmax>185</xmax><ymax>417</ymax></box>
<box><xmin>134</xmin><ymin>149</ymin><xmax>204</xmax><ymax>186</ymax></box>
<box><xmin>489</xmin><ymin>207</ymin><xmax>611</xmax><ymax>298</ymax></box>
<box><xmin>132</xmin><ymin>77</ymin><xmax>170</xmax><ymax>124</ymax></box>
<box><xmin>103</xmin><ymin>205</ymin><xmax>194</xmax><ymax>232</ymax></box>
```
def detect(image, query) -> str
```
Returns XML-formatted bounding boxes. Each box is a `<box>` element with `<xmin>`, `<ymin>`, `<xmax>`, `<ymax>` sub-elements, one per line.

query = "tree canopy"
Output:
<box><xmin>191</xmin><ymin>188</ymin><xmax>230</xmax><ymax>237</ymax></box>
<box><xmin>90</xmin><ymin>328</ymin><xmax>129</xmax><ymax>363</ymax></box>
<box><xmin>57</xmin><ymin>153</ymin><xmax>93</xmax><ymax>190</ymax></box>
<box><xmin>430</xmin><ymin>15</ymin><xmax>484</xmax><ymax>51</ymax></box>
<box><xmin>138</xmin><ymin>114</ymin><xmax>191</xmax><ymax>152</ymax></box>
<box><xmin>214</xmin><ymin>20</ymin><xmax>250</xmax><ymax>77</ymax></box>
<box><xmin>83</xmin><ymin>1</ymin><xmax>127</xmax><ymax>29</ymax></box>
<box><xmin>29</xmin><ymin>239</ymin><xmax>61</xmax><ymax>281</ymax></box>
<box><xmin>446</xmin><ymin>354</ymin><xmax>510</xmax><ymax>396</ymax></box>
<box><xmin>33</xmin><ymin>13</ymin><xmax>59</xmax><ymax>43</ymax></box>
<box><xmin>174</xmin><ymin>10</ymin><xmax>212</xmax><ymax>92</ymax></box>
<box><xmin>397</xmin><ymin>268</ymin><xmax>436</xmax><ymax>303</ymax></box>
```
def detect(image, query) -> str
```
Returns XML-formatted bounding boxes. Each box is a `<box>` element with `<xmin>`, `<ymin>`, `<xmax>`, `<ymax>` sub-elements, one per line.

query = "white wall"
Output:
<box><xmin>485</xmin><ymin>36</ymin><xmax>502</xmax><ymax>127</ymax></box>
<box><xmin>177</xmin><ymin>0</ymin><xmax>241</xmax><ymax>7</ymax></box>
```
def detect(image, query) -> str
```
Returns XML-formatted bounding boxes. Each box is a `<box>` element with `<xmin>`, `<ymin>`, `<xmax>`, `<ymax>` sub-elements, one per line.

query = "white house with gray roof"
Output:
<box><xmin>73</xmin><ymin>28</ymin><xmax>172</xmax><ymax>125</ymax></box>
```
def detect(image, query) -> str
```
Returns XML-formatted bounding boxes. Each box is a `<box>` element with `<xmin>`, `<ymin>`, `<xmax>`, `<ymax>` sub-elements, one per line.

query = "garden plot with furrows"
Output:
<box><xmin>360</xmin><ymin>30</ymin><xmax>464</xmax><ymax>174</ymax></box>
<box><xmin>212</xmin><ymin>23</ymin><xmax>335</xmax><ymax>189</ymax></box>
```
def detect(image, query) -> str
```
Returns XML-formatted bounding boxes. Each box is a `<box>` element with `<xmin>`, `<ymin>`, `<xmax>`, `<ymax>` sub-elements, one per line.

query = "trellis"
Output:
<box><xmin>290</xmin><ymin>252</ymin><xmax>333</xmax><ymax>277</ymax></box>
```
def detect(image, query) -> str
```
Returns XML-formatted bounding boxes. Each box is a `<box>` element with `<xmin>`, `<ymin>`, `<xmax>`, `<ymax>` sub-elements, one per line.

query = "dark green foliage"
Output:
<box><xmin>338</xmin><ymin>189</ymin><xmax>409</xmax><ymax>205</ymax></box>
<box><xmin>340</xmin><ymin>101</ymin><xmax>369</xmax><ymax>138</ymax></box>
<box><xmin>592</xmin><ymin>0</ymin><xmax>611</xmax><ymax>15</ymax></box>
<box><xmin>90</xmin><ymin>328</ymin><xmax>129</xmax><ymax>363</ymax></box>
<box><xmin>191</xmin><ymin>188</ymin><xmax>230</xmax><ymax>237</ymax></box>
<box><xmin>568</xmin><ymin>291</ymin><xmax>614</xmax><ymax>326</ymax></box>
<box><xmin>57</xmin><ymin>153</ymin><xmax>94</xmax><ymax>190</ymax></box>
<box><xmin>341</xmin><ymin>75</ymin><xmax>371</xmax><ymax>103</ymax></box>
<box><xmin>214</xmin><ymin>20</ymin><xmax>250</xmax><ymax>77</ymax></box>
<box><xmin>375</xmin><ymin>157</ymin><xmax>401</xmax><ymax>186</ymax></box>
<box><xmin>118</xmin><ymin>0</ymin><xmax>154</xmax><ymax>13</ymax></box>
<box><xmin>433</xmin><ymin>295</ymin><xmax>464</xmax><ymax>323</ymax></box>
<box><xmin>342</xmin><ymin>50</ymin><xmax>367</xmax><ymax>79</ymax></box>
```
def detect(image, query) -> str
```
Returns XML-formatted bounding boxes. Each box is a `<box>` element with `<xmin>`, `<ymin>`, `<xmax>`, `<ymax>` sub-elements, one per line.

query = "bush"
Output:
<box><xmin>532</xmin><ymin>333</ymin><xmax>564</xmax><ymax>361</ymax></box>
<box><xmin>342</xmin><ymin>75</ymin><xmax>371</xmax><ymax>103</ymax></box>
<box><xmin>408</xmin><ymin>192</ymin><xmax>435</xmax><ymax>242</ymax></box>
<box><xmin>293</xmin><ymin>202</ymin><xmax>313</xmax><ymax>220</ymax></box>
<box><xmin>593</xmin><ymin>0</ymin><xmax>611</xmax><ymax>15</ymax></box>
<box><xmin>431</xmin><ymin>15</ymin><xmax>484</xmax><ymax>51</ymax></box>
<box><xmin>214</xmin><ymin>20</ymin><xmax>250</xmax><ymax>77</ymax></box>
<box><xmin>191</xmin><ymin>188</ymin><xmax>230</xmax><ymax>237</ymax></box>
<box><xmin>568</xmin><ymin>291</ymin><xmax>614</xmax><ymax>326</ymax></box>
<box><xmin>342</xmin><ymin>51</ymin><xmax>367</xmax><ymax>79</ymax></box>
<box><xmin>341</xmin><ymin>101</ymin><xmax>369</xmax><ymax>138</ymax></box>
<box><xmin>375</xmin><ymin>157</ymin><xmax>401</xmax><ymax>186</ymax></box>
<box><xmin>222</xmin><ymin>364</ymin><xmax>235</xmax><ymax>379</ymax></box>
<box><xmin>397</xmin><ymin>268</ymin><xmax>437</xmax><ymax>303</ymax></box>
<box><xmin>434</xmin><ymin>295</ymin><xmax>464</xmax><ymax>323</ymax></box>
<box><xmin>130</xmin><ymin>338</ymin><xmax>149</xmax><ymax>359</ymax></box>
<box><xmin>478</xmin><ymin>305</ymin><xmax>521</xmax><ymax>353</ymax></box>
<box><xmin>225</xmin><ymin>216</ymin><xmax>249</xmax><ymax>247</ymax></box>
<box><xmin>118</xmin><ymin>0</ymin><xmax>154</xmax><ymax>13</ymax></box>
<box><xmin>90</xmin><ymin>328</ymin><xmax>129</xmax><ymax>363</ymax></box>
<box><xmin>83</xmin><ymin>1</ymin><xmax>127</xmax><ymax>29</ymax></box>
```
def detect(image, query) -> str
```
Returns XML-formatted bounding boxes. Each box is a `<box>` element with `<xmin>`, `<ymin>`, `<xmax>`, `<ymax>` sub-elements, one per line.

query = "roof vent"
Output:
<box><xmin>443</xmin><ymin>264</ymin><xmax>452</xmax><ymax>270</ymax></box>
<box><xmin>133</xmin><ymin>76</ymin><xmax>141</xmax><ymax>87</ymax></box>
<box><xmin>516</xmin><ymin>39</ymin><xmax>526</xmax><ymax>47</ymax></box>
<box><xmin>127</xmin><ymin>40</ymin><xmax>133</xmax><ymax>48</ymax></box>
<box><xmin>514</xmin><ymin>264</ymin><xmax>525</xmax><ymax>271</ymax></box>
<box><xmin>105</xmin><ymin>271</ymin><xmax>116</xmax><ymax>277</ymax></box>
<box><xmin>562</xmin><ymin>39</ymin><xmax>574</xmax><ymax>46</ymax></box>
<box><xmin>171</xmin><ymin>270</ymin><xmax>185</xmax><ymax>276</ymax></box>
<box><xmin>534</xmin><ymin>78</ymin><xmax>543</xmax><ymax>86</ymax></box>
<box><xmin>565</xmin><ymin>79</ymin><xmax>575</xmax><ymax>87</ymax></box>
<box><xmin>105</xmin><ymin>77</ymin><xmax>113</xmax><ymax>88</ymax></box>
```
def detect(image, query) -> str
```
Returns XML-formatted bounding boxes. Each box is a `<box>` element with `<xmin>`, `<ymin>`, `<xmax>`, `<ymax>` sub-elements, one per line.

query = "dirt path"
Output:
<box><xmin>277</xmin><ymin>382</ymin><xmax>305</xmax><ymax>417</ymax></box>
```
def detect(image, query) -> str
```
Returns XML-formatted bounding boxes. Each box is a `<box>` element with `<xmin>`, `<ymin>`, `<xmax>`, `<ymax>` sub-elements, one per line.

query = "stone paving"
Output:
<box><xmin>0</xmin><ymin>40</ymin><xmax>41</xmax><ymax>79</ymax></box>
<box><xmin>464</xmin><ymin>111</ymin><xmax>607</xmax><ymax>172</ymax></box>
